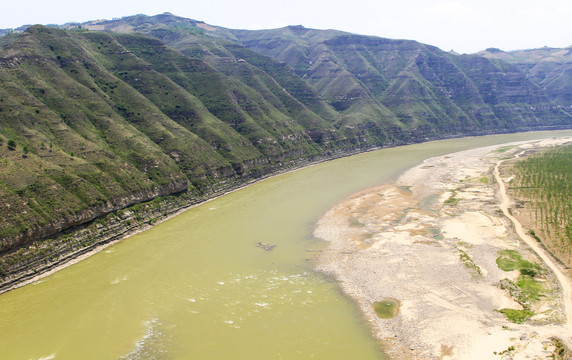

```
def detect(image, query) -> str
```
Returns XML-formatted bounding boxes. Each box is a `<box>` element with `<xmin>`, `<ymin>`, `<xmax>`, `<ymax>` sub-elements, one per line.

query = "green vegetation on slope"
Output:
<box><xmin>231</xmin><ymin>25</ymin><xmax>571</xmax><ymax>139</ymax></box>
<box><xmin>478</xmin><ymin>46</ymin><xmax>572</xmax><ymax>107</ymax></box>
<box><xmin>0</xmin><ymin>25</ymin><xmax>343</xmax><ymax>253</ymax></box>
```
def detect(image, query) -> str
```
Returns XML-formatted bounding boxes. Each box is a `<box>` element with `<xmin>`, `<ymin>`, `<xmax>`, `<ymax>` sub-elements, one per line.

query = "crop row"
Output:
<box><xmin>512</xmin><ymin>144</ymin><xmax>572</xmax><ymax>245</ymax></box>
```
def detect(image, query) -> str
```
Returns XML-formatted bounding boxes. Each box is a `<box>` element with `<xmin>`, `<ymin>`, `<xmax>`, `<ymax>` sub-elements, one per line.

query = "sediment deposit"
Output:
<box><xmin>315</xmin><ymin>137</ymin><xmax>572</xmax><ymax>359</ymax></box>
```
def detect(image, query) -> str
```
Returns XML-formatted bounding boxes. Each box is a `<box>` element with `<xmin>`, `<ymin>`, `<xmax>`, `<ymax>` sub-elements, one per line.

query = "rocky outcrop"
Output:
<box><xmin>1</xmin><ymin>179</ymin><xmax>189</xmax><ymax>254</ymax></box>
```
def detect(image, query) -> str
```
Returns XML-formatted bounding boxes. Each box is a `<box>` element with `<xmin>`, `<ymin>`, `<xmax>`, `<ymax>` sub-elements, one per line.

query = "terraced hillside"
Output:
<box><xmin>230</xmin><ymin>25</ymin><xmax>569</xmax><ymax>136</ymax></box>
<box><xmin>478</xmin><ymin>46</ymin><xmax>572</xmax><ymax>107</ymax></box>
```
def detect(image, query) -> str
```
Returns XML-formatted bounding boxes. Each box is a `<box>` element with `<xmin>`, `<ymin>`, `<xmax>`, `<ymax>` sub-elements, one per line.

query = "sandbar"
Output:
<box><xmin>314</xmin><ymin>137</ymin><xmax>572</xmax><ymax>359</ymax></box>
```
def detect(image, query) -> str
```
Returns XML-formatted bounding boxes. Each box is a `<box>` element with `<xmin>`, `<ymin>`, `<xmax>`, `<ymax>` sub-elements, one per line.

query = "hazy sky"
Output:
<box><xmin>4</xmin><ymin>0</ymin><xmax>571</xmax><ymax>54</ymax></box>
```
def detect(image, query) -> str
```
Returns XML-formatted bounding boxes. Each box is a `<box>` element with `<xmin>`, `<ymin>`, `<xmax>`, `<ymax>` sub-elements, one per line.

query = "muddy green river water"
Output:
<box><xmin>1</xmin><ymin>130</ymin><xmax>571</xmax><ymax>360</ymax></box>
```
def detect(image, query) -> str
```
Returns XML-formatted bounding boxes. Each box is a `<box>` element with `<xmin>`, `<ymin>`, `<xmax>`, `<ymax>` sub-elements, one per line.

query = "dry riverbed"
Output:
<box><xmin>314</xmin><ymin>137</ymin><xmax>572</xmax><ymax>359</ymax></box>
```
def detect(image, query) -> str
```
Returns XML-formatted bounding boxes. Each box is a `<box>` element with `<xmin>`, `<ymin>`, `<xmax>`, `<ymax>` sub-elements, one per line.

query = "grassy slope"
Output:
<box><xmin>116</xmin><ymin>24</ymin><xmax>348</xmax><ymax>150</ymax></box>
<box><xmin>0</xmin><ymin>27</ymin><xmax>205</xmax><ymax>245</ymax></box>
<box><xmin>0</xmin><ymin>25</ymin><xmax>348</xmax><ymax>250</ymax></box>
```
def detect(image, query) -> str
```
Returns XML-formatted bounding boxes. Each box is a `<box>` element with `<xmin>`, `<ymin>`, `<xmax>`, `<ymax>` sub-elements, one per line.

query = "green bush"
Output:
<box><xmin>498</xmin><ymin>308</ymin><xmax>534</xmax><ymax>324</ymax></box>
<box><xmin>496</xmin><ymin>249</ymin><xmax>541</xmax><ymax>273</ymax></box>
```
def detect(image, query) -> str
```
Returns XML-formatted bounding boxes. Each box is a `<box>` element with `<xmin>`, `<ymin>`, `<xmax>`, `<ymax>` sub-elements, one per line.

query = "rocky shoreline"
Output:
<box><xmin>314</xmin><ymin>137</ymin><xmax>572</xmax><ymax>359</ymax></box>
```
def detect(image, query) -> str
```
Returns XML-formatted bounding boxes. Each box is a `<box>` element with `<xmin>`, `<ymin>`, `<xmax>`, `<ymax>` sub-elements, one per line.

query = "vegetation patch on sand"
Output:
<box><xmin>496</xmin><ymin>249</ymin><xmax>542</xmax><ymax>274</ymax></box>
<box><xmin>459</xmin><ymin>249</ymin><xmax>482</xmax><ymax>276</ymax></box>
<box><xmin>348</xmin><ymin>216</ymin><xmax>366</xmax><ymax>228</ymax></box>
<box><xmin>498</xmin><ymin>308</ymin><xmax>535</xmax><ymax>324</ymax></box>
<box><xmin>444</xmin><ymin>190</ymin><xmax>460</xmax><ymax>206</ymax></box>
<box><xmin>494</xmin><ymin>145</ymin><xmax>518</xmax><ymax>153</ymax></box>
<box><xmin>496</xmin><ymin>249</ymin><xmax>548</xmax><ymax>323</ymax></box>
<box><xmin>373</xmin><ymin>298</ymin><xmax>400</xmax><ymax>319</ymax></box>
<box><xmin>552</xmin><ymin>337</ymin><xmax>572</xmax><ymax>359</ymax></box>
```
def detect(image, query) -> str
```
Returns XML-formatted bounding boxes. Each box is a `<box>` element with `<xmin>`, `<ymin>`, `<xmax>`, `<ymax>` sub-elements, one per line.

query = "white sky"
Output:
<box><xmin>4</xmin><ymin>0</ymin><xmax>571</xmax><ymax>54</ymax></box>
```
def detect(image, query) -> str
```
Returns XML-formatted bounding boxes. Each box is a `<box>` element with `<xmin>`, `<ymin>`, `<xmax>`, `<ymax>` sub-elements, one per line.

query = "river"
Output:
<box><xmin>1</xmin><ymin>130</ymin><xmax>571</xmax><ymax>360</ymax></box>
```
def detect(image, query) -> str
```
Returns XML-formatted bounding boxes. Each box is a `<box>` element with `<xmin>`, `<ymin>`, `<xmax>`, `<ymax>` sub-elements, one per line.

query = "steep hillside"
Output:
<box><xmin>0</xmin><ymin>25</ymin><xmax>354</xmax><ymax>258</ymax></box>
<box><xmin>478</xmin><ymin>46</ymin><xmax>572</xmax><ymax>107</ymax></box>
<box><xmin>231</xmin><ymin>26</ymin><xmax>570</xmax><ymax>137</ymax></box>
<box><xmin>79</xmin><ymin>14</ymin><xmax>401</xmax><ymax>145</ymax></box>
<box><xmin>0</xmin><ymin>14</ymin><xmax>571</xmax><ymax>289</ymax></box>
<box><xmin>1</xmin><ymin>26</ymin><xmax>189</xmax><ymax>249</ymax></box>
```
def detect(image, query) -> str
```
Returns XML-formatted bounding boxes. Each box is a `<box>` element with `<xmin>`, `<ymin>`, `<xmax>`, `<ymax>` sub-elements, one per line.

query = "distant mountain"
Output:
<box><xmin>0</xmin><ymin>13</ymin><xmax>570</xmax><ymax>287</ymax></box>
<box><xmin>230</xmin><ymin>26</ymin><xmax>570</xmax><ymax>134</ymax></box>
<box><xmin>478</xmin><ymin>46</ymin><xmax>572</xmax><ymax>106</ymax></box>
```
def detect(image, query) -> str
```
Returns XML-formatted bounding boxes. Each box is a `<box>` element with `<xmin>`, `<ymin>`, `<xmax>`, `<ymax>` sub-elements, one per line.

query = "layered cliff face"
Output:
<box><xmin>0</xmin><ymin>14</ymin><xmax>571</xmax><ymax>275</ymax></box>
<box><xmin>478</xmin><ymin>46</ymin><xmax>572</xmax><ymax>107</ymax></box>
<box><xmin>231</xmin><ymin>26</ymin><xmax>570</xmax><ymax>137</ymax></box>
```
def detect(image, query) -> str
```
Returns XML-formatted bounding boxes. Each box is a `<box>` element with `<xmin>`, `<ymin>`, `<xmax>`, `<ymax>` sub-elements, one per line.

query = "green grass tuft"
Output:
<box><xmin>373</xmin><ymin>299</ymin><xmax>400</xmax><ymax>319</ymax></box>
<box><xmin>498</xmin><ymin>308</ymin><xmax>534</xmax><ymax>324</ymax></box>
<box><xmin>459</xmin><ymin>249</ymin><xmax>482</xmax><ymax>275</ymax></box>
<box><xmin>496</xmin><ymin>249</ymin><xmax>541</xmax><ymax>274</ymax></box>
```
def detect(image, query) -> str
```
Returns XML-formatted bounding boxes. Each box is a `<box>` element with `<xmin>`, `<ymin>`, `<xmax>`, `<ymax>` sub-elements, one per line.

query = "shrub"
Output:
<box><xmin>498</xmin><ymin>308</ymin><xmax>534</xmax><ymax>324</ymax></box>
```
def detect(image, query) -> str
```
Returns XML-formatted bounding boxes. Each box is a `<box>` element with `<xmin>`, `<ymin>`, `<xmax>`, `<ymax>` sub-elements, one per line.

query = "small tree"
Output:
<box><xmin>7</xmin><ymin>139</ymin><xmax>16</xmax><ymax>150</ymax></box>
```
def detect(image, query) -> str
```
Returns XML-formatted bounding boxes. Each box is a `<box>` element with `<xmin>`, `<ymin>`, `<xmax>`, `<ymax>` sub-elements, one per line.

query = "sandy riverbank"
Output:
<box><xmin>314</xmin><ymin>137</ymin><xmax>572</xmax><ymax>359</ymax></box>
